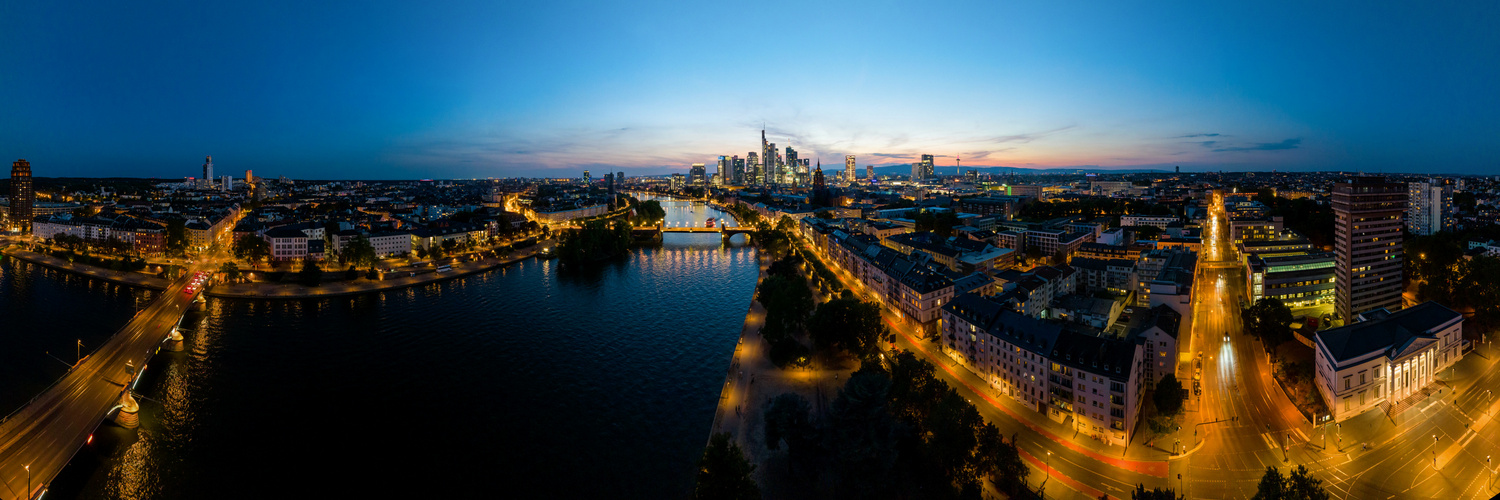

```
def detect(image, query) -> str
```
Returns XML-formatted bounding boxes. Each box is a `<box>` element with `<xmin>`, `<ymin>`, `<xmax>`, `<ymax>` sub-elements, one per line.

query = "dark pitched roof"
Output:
<box><xmin>1315</xmin><ymin>302</ymin><xmax>1462</xmax><ymax>364</ymax></box>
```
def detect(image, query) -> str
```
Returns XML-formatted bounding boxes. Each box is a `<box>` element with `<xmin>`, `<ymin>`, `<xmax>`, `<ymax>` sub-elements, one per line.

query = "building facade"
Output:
<box><xmin>1333</xmin><ymin>177</ymin><xmax>1406</xmax><ymax>321</ymax></box>
<box><xmin>9</xmin><ymin>159</ymin><xmax>33</xmax><ymax>233</ymax></box>
<box><xmin>1314</xmin><ymin>302</ymin><xmax>1463</xmax><ymax>422</ymax></box>
<box><xmin>1406</xmin><ymin>179</ymin><xmax>1453</xmax><ymax>236</ymax></box>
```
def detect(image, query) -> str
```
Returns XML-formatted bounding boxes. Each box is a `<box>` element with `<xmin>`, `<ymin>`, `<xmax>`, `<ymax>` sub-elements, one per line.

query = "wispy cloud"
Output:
<box><xmin>1177</xmin><ymin>133</ymin><xmax>1222</xmax><ymax>138</ymax></box>
<box><xmin>983</xmin><ymin>125</ymin><xmax>1078</xmax><ymax>144</ymax></box>
<box><xmin>1212</xmin><ymin>138</ymin><xmax>1301</xmax><ymax>153</ymax></box>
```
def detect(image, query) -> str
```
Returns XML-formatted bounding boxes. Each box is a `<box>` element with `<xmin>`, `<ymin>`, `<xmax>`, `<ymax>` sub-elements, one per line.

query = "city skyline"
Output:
<box><xmin>2</xmin><ymin>1</ymin><xmax>1497</xmax><ymax>179</ymax></box>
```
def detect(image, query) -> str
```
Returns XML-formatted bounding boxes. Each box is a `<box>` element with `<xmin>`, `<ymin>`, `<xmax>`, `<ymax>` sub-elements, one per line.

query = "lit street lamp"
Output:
<box><xmin>24</xmin><ymin>463</ymin><xmax>31</xmax><ymax>500</ymax></box>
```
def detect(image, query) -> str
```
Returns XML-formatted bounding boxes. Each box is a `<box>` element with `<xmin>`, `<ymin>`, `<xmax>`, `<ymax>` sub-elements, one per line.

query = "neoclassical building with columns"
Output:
<box><xmin>1313</xmin><ymin>301</ymin><xmax>1465</xmax><ymax>422</ymax></box>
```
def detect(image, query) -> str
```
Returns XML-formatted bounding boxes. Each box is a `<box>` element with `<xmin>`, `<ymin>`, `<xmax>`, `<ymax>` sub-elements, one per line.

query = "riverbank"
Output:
<box><xmin>703</xmin><ymin>254</ymin><xmax>861</xmax><ymax>500</ymax></box>
<box><xmin>1</xmin><ymin>247</ymin><xmax>171</xmax><ymax>290</ymax></box>
<box><xmin>206</xmin><ymin>245</ymin><xmax>545</xmax><ymax>299</ymax></box>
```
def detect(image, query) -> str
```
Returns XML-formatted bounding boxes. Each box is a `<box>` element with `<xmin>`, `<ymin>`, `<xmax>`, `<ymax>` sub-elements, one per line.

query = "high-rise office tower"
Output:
<box><xmin>9</xmin><ymin>159</ymin><xmax>33</xmax><ymax>233</ymax></box>
<box><xmin>1333</xmin><ymin>176</ymin><xmax>1407</xmax><ymax>320</ymax></box>
<box><xmin>583</xmin><ymin>170</ymin><xmax>591</xmax><ymax>185</ymax></box>
<box><xmin>920</xmin><ymin>154</ymin><xmax>935</xmax><ymax>180</ymax></box>
<box><xmin>222</xmin><ymin>175</ymin><xmax>232</xmax><ymax>191</ymax></box>
<box><xmin>617</xmin><ymin>171</ymin><xmax>624</xmax><ymax>186</ymax></box>
<box><xmin>689</xmin><ymin>163</ymin><xmax>706</xmax><ymax>186</ymax></box>
<box><xmin>731</xmin><ymin>156</ymin><xmax>745</xmax><ymax>185</ymax></box>
<box><xmin>245</xmin><ymin>170</ymin><xmax>254</xmax><ymax>185</ymax></box>
<box><xmin>761</xmin><ymin>129</ymin><xmax>776</xmax><ymax>185</ymax></box>
<box><xmin>203</xmin><ymin>156</ymin><xmax>214</xmax><ymax>187</ymax></box>
<box><xmin>866</xmin><ymin>164</ymin><xmax>874</xmax><ymax>181</ymax></box>
<box><xmin>747</xmin><ymin>152</ymin><xmax>760</xmax><ymax>185</ymax></box>
<box><xmin>845</xmin><ymin>155</ymin><xmax>856</xmax><ymax>186</ymax></box>
<box><xmin>1406</xmin><ymin>179</ymin><xmax>1453</xmax><ymax>236</ymax></box>
<box><xmin>717</xmin><ymin>156</ymin><xmax>730</xmax><ymax>186</ymax></box>
<box><xmin>605</xmin><ymin>173</ymin><xmax>615</xmax><ymax>194</ymax></box>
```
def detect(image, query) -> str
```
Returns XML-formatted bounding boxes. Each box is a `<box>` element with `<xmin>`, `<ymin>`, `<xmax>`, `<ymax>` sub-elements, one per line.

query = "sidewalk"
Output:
<box><xmin>2</xmin><ymin>247</ymin><xmax>171</xmax><ymax>290</ymax></box>
<box><xmin>206</xmin><ymin>247</ymin><xmax>541</xmax><ymax>299</ymax></box>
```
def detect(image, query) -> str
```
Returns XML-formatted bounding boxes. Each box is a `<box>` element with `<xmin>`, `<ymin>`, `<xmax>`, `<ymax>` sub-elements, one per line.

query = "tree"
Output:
<box><xmin>1284</xmin><ymin>465</ymin><xmax>1330</xmax><ymax>500</ymax></box>
<box><xmin>827</xmin><ymin>368</ymin><xmax>900</xmax><ymax>499</ymax></box>
<box><xmin>806</xmin><ymin>297</ymin><xmax>888</xmax><ymax>359</ymax></box>
<box><xmin>218</xmin><ymin>262</ymin><xmax>242</xmax><ymax>283</ymax></box>
<box><xmin>1132</xmin><ymin>484</ymin><xmax>1183</xmax><ymax>500</ymax></box>
<box><xmin>298</xmin><ymin>259</ymin><xmax>323</xmax><ymax>287</ymax></box>
<box><xmin>694</xmin><ymin>433</ymin><xmax>760</xmax><ymax>500</ymax></box>
<box><xmin>1153</xmin><ymin>374</ymin><xmax>1185</xmax><ymax>415</ymax></box>
<box><xmin>763</xmin><ymin>393</ymin><xmax>815</xmax><ymax>475</ymax></box>
<box><xmin>340</xmin><ymin>234</ymin><xmax>378</xmax><ymax>269</ymax></box>
<box><xmin>756</xmin><ymin>275</ymin><xmax>813</xmax><ymax>344</ymax></box>
<box><xmin>983</xmin><ymin>431</ymin><xmax>1029</xmax><ymax>495</ymax></box>
<box><xmin>234</xmin><ymin>234</ymin><xmax>271</xmax><ymax>267</ymax></box>
<box><xmin>1244</xmin><ymin>298</ymin><xmax>1294</xmax><ymax>353</ymax></box>
<box><xmin>1252</xmin><ymin>465</ymin><xmax>1329</xmax><ymax>500</ymax></box>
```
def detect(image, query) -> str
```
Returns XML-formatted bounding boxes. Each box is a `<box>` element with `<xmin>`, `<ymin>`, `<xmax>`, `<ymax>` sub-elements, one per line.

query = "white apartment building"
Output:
<box><xmin>1120</xmin><ymin>214</ymin><xmax>1180</xmax><ymax>229</ymax></box>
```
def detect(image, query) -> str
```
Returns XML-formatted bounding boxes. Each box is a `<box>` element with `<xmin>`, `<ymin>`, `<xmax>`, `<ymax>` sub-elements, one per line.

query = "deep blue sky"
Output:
<box><xmin>2</xmin><ymin>1</ymin><xmax>1497</xmax><ymax>179</ymax></box>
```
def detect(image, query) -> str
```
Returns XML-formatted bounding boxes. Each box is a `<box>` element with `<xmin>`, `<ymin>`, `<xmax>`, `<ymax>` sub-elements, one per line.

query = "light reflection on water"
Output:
<box><xmin>43</xmin><ymin>199</ymin><xmax>759</xmax><ymax>499</ymax></box>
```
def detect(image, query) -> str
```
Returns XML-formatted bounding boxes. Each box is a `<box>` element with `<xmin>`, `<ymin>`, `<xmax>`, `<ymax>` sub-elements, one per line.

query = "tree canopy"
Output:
<box><xmin>1243</xmin><ymin>298</ymin><xmax>1294</xmax><ymax>352</ymax></box>
<box><xmin>1153</xmin><ymin>374</ymin><xmax>1186</xmax><ymax>415</ymax></box>
<box><xmin>1253</xmin><ymin>465</ymin><xmax>1330</xmax><ymax>500</ymax></box>
<box><xmin>695</xmin><ymin>433</ymin><xmax>761</xmax><ymax>500</ymax></box>
<box><xmin>806</xmin><ymin>297</ymin><xmax>887</xmax><ymax>359</ymax></box>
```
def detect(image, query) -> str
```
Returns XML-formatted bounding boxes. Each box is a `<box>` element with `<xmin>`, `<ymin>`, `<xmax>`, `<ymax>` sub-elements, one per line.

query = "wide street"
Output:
<box><xmin>800</xmin><ymin>192</ymin><xmax>1500</xmax><ymax>498</ymax></box>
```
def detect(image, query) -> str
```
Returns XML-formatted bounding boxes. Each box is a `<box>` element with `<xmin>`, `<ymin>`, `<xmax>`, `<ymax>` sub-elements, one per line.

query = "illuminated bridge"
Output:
<box><xmin>0</xmin><ymin>268</ymin><xmax>208</xmax><ymax>500</ymax></box>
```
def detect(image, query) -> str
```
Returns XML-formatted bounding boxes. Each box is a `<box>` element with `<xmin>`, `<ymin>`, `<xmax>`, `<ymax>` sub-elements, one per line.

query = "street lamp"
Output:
<box><xmin>24</xmin><ymin>463</ymin><xmax>30</xmax><ymax>500</ymax></box>
<box><xmin>1433</xmin><ymin>434</ymin><xmax>1439</xmax><ymax>469</ymax></box>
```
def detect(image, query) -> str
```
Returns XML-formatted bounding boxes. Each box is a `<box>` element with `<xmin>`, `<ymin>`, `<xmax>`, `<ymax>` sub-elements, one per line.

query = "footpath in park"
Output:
<box><xmin>704</xmin><ymin>255</ymin><xmax>862</xmax><ymax>500</ymax></box>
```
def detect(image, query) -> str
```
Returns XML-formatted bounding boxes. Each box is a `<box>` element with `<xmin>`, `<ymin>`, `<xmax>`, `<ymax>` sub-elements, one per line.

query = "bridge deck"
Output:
<box><xmin>0</xmin><ymin>268</ymin><xmax>204</xmax><ymax>499</ymax></box>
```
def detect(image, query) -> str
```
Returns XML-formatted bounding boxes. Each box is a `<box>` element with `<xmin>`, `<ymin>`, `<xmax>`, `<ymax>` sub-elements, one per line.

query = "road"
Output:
<box><xmin>0</xmin><ymin>264</ymin><xmax>206</xmax><ymax>500</ymax></box>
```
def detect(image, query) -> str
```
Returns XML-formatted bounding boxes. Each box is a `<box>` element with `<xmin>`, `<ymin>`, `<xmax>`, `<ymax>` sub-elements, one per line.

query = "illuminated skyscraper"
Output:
<box><xmin>1333</xmin><ymin>176</ymin><xmax>1406</xmax><ymax>320</ymax></box>
<box><xmin>731</xmin><ymin>156</ymin><xmax>745</xmax><ymax>185</ymax></box>
<box><xmin>761</xmin><ymin>129</ymin><xmax>775</xmax><ymax>185</ymax></box>
<box><xmin>911</xmin><ymin>156</ymin><xmax>931</xmax><ymax>181</ymax></box>
<box><xmin>583</xmin><ymin>170</ymin><xmax>591</xmax><ymax>184</ymax></box>
<box><xmin>689</xmin><ymin>163</ymin><xmax>706</xmax><ymax>186</ymax></box>
<box><xmin>9</xmin><ymin>159</ymin><xmax>33</xmax><ymax>233</ymax></box>
<box><xmin>617</xmin><ymin>171</ymin><xmax>624</xmax><ymax>185</ymax></box>
<box><xmin>919</xmin><ymin>154</ymin><xmax>935</xmax><ymax>180</ymax></box>
<box><xmin>747</xmin><ymin>152</ymin><xmax>760</xmax><ymax>185</ymax></box>
<box><xmin>717</xmin><ymin>156</ymin><xmax>730</xmax><ymax>186</ymax></box>
<box><xmin>866</xmin><ymin>164</ymin><xmax>874</xmax><ymax>181</ymax></box>
<box><xmin>845</xmin><ymin>155</ymin><xmax>856</xmax><ymax>186</ymax></box>
<box><xmin>202</xmin><ymin>155</ymin><xmax>214</xmax><ymax>188</ymax></box>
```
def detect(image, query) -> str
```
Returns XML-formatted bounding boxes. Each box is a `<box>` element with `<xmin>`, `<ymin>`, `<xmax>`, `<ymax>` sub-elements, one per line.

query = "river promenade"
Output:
<box><xmin>2</xmin><ymin>243</ymin><xmax>546</xmax><ymax>300</ymax></box>
<box><xmin>1</xmin><ymin>247</ymin><xmax>171</xmax><ymax>290</ymax></box>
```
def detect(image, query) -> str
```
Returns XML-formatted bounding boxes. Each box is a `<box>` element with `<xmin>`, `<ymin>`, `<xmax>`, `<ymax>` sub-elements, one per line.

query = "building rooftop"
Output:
<box><xmin>1314</xmin><ymin>302</ymin><xmax>1462</xmax><ymax>364</ymax></box>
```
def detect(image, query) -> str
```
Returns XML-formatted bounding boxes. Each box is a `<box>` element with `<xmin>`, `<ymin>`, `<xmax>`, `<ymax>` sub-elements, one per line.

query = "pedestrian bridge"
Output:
<box><xmin>660</xmin><ymin>226</ymin><xmax>754</xmax><ymax>235</ymax></box>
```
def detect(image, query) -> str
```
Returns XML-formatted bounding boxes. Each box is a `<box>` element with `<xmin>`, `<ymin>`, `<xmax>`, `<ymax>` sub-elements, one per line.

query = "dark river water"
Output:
<box><xmin>0</xmin><ymin>197</ymin><xmax>758</xmax><ymax>499</ymax></box>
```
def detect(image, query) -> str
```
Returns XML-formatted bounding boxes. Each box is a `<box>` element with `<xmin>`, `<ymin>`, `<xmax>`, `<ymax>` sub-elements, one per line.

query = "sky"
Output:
<box><xmin>2</xmin><ymin>1</ymin><xmax>1497</xmax><ymax>179</ymax></box>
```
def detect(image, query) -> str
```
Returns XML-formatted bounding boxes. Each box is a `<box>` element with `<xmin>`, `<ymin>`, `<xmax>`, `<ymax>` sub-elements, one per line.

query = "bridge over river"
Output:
<box><xmin>0</xmin><ymin>265</ymin><xmax>209</xmax><ymax>500</ymax></box>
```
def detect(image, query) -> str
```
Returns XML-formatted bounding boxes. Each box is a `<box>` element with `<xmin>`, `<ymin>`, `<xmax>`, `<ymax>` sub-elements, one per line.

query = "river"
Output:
<box><xmin>0</xmin><ymin>196</ymin><xmax>757</xmax><ymax>499</ymax></box>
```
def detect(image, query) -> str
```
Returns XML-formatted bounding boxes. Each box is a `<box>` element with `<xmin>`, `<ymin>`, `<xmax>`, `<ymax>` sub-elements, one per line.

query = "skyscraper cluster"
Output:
<box><xmin>911</xmin><ymin>154</ymin><xmax>935</xmax><ymax>182</ymax></box>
